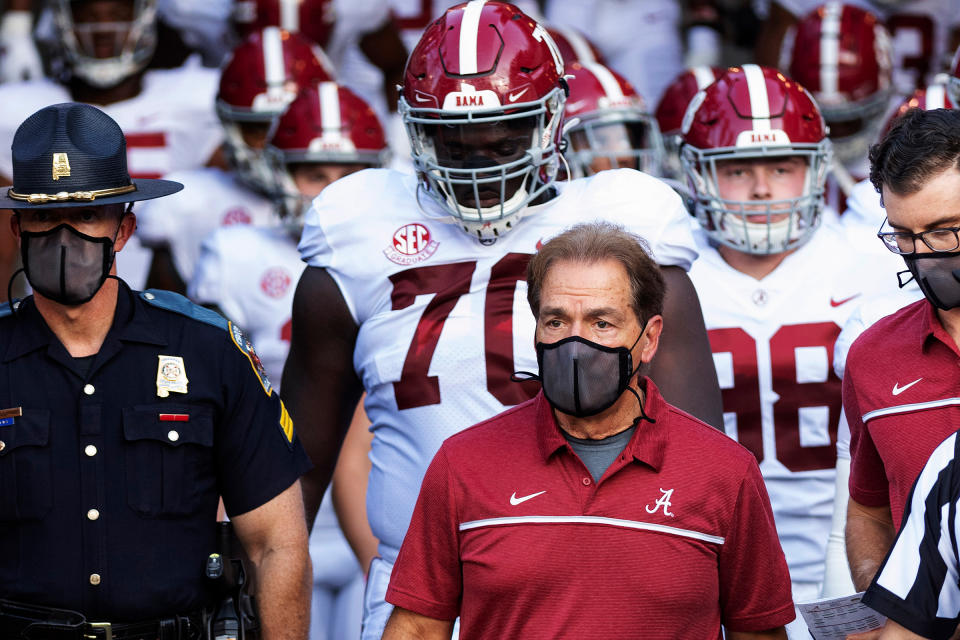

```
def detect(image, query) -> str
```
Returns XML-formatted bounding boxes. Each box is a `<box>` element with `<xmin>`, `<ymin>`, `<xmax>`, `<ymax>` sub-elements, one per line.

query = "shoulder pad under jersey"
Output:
<box><xmin>140</xmin><ymin>289</ymin><xmax>229</xmax><ymax>330</ymax></box>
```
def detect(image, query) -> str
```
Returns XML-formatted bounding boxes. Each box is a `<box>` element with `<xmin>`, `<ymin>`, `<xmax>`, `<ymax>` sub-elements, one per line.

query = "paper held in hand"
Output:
<box><xmin>797</xmin><ymin>592</ymin><xmax>886</xmax><ymax>640</ymax></box>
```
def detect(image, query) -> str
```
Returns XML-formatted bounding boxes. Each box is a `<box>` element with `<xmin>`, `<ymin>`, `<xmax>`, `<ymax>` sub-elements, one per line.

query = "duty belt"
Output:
<box><xmin>0</xmin><ymin>599</ymin><xmax>204</xmax><ymax>640</ymax></box>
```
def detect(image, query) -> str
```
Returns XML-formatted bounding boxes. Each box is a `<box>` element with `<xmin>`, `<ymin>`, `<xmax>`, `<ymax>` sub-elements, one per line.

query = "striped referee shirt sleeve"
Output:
<box><xmin>862</xmin><ymin>431</ymin><xmax>960</xmax><ymax>640</ymax></box>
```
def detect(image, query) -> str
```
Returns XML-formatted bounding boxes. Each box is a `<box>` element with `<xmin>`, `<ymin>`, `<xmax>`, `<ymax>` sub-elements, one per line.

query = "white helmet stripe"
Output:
<box><xmin>459</xmin><ymin>0</ymin><xmax>487</xmax><ymax>75</ymax></box>
<box><xmin>928</xmin><ymin>83</ymin><xmax>947</xmax><ymax>109</ymax></box>
<box><xmin>692</xmin><ymin>66</ymin><xmax>717</xmax><ymax>90</ymax></box>
<box><xmin>263</xmin><ymin>26</ymin><xmax>286</xmax><ymax>90</ymax></box>
<box><xmin>583</xmin><ymin>62</ymin><xmax>624</xmax><ymax>101</ymax></box>
<box><xmin>743</xmin><ymin>64</ymin><xmax>771</xmax><ymax>132</ymax></box>
<box><xmin>320</xmin><ymin>82</ymin><xmax>342</xmax><ymax>139</ymax></box>
<box><xmin>280</xmin><ymin>0</ymin><xmax>301</xmax><ymax>32</ymax></box>
<box><xmin>554</xmin><ymin>26</ymin><xmax>596</xmax><ymax>63</ymax></box>
<box><xmin>819</xmin><ymin>2</ymin><xmax>842</xmax><ymax>96</ymax></box>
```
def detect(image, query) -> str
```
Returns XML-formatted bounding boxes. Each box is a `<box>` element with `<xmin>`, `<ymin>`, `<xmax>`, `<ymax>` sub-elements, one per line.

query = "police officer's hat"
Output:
<box><xmin>0</xmin><ymin>102</ymin><xmax>182</xmax><ymax>209</ymax></box>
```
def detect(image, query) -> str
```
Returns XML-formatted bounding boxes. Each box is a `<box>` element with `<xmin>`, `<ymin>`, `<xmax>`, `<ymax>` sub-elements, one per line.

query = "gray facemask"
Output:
<box><xmin>20</xmin><ymin>223</ymin><xmax>117</xmax><ymax>306</ymax></box>
<box><xmin>902</xmin><ymin>252</ymin><xmax>960</xmax><ymax>310</ymax></box>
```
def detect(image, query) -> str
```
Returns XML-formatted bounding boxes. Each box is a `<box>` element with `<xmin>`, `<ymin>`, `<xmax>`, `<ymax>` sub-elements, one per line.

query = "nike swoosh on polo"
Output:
<box><xmin>510</xmin><ymin>490</ymin><xmax>546</xmax><ymax>505</ymax></box>
<box><xmin>508</xmin><ymin>88</ymin><xmax>529</xmax><ymax>102</ymax></box>
<box><xmin>830</xmin><ymin>294</ymin><xmax>861</xmax><ymax>307</ymax></box>
<box><xmin>892</xmin><ymin>378</ymin><xmax>923</xmax><ymax>396</ymax></box>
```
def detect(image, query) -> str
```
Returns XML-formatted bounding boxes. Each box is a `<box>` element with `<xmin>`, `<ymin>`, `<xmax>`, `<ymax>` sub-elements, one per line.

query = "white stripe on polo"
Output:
<box><xmin>863</xmin><ymin>398</ymin><xmax>960</xmax><ymax>423</ymax></box>
<box><xmin>459</xmin><ymin>1</ymin><xmax>487</xmax><ymax>75</ymax></box>
<box><xmin>458</xmin><ymin>515</ymin><xmax>725</xmax><ymax>545</ymax></box>
<box><xmin>743</xmin><ymin>64</ymin><xmax>771</xmax><ymax>133</ymax></box>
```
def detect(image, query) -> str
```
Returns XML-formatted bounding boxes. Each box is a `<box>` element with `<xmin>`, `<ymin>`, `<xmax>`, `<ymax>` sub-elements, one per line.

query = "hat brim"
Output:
<box><xmin>0</xmin><ymin>177</ymin><xmax>184</xmax><ymax>209</ymax></box>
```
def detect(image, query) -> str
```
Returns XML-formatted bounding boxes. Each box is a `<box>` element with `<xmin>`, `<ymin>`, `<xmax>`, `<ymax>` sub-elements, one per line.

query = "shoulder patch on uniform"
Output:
<box><xmin>228</xmin><ymin>322</ymin><xmax>273</xmax><ymax>396</ymax></box>
<box><xmin>141</xmin><ymin>290</ymin><xmax>229</xmax><ymax>330</ymax></box>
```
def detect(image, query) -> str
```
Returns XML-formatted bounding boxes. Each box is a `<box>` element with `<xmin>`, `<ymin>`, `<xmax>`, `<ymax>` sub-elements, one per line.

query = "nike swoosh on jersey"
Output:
<box><xmin>510</xmin><ymin>490</ymin><xmax>546</xmax><ymax>505</ymax></box>
<box><xmin>830</xmin><ymin>294</ymin><xmax>861</xmax><ymax>307</ymax></box>
<box><xmin>892</xmin><ymin>378</ymin><xmax>923</xmax><ymax>396</ymax></box>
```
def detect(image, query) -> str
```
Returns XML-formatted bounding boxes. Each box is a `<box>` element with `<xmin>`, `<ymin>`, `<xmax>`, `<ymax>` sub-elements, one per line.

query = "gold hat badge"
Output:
<box><xmin>52</xmin><ymin>153</ymin><xmax>71</xmax><ymax>181</ymax></box>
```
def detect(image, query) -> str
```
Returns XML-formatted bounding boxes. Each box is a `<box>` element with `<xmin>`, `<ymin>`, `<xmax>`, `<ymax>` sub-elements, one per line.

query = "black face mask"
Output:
<box><xmin>901</xmin><ymin>251</ymin><xmax>960</xmax><ymax>310</ymax></box>
<box><xmin>532</xmin><ymin>332</ymin><xmax>646</xmax><ymax>419</ymax></box>
<box><xmin>20</xmin><ymin>222</ymin><xmax>117</xmax><ymax>306</ymax></box>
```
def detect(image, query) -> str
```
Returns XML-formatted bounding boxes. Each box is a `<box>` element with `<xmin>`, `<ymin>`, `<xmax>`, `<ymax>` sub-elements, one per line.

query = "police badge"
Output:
<box><xmin>156</xmin><ymin>355</ymin><xmax>189</xmax><ymax>397</ymax></box>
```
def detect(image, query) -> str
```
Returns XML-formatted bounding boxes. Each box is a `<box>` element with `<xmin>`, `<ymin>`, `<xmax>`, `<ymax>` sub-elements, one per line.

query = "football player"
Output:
<box><xmin>562</xmin><ymin>61</ymin><xmax>666</xmax><ymax>178</ymax></box>
<box><xmin>281</xmin><ymin>3</ymin><xmax>722</xmax><ymax>638</ymax></box>
<box><xmin>0</xmin><ymin>0</ymin><xmax>224</xmax><ymax>295</ymax></box>
<box><xmin>190</xmin><ymin>82</ymin><xmax>388</xmax><ymax>640</ymax></box>
<box><xmin>655</xmin><ymin>65</ymin><xmax>723</xmax><ymax>180</ymax></box>
<box><xmin>756</xmin><ymin>0</ymin><xmax>960</xmax><ymax>97</ymax></box>
<box><xmin>681</xmin><ymin>64</ymin><xmax>893</xmax><ymax>636</ymax></box>
<box><xmin>782</xmin><ymin>3</ymin><xmax>896</xmax><ymax>214</ymax></box>
<box><xmin>135</xmin><ymin>27</ymin><xmax>332</xmax><ymax>293</ymax></box>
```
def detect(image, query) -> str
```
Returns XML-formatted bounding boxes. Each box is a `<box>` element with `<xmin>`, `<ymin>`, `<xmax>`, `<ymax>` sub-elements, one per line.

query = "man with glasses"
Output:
<box><xmin>843</xmin><ymin>107</ymin><xmax>960</xmax><ymax>596</ymax></box>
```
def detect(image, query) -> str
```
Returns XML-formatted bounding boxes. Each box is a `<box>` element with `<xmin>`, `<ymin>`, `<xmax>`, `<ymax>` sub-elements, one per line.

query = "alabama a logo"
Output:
<box><xmin>645</xmin><ymin>488</ymin><xmax>675</xmax><ymax>517</ymax></box>
<box><xmin>384</xmin><ymin>223</ymin><xmax>439</xmax><ymax>266</ymax></box>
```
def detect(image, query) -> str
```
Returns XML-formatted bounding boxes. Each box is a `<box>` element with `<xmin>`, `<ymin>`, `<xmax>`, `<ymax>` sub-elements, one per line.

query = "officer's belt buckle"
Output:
<box><xmin>83</xmin><ymin>621</ymin><xmax>112</xmax><ymax>640</ymax></box>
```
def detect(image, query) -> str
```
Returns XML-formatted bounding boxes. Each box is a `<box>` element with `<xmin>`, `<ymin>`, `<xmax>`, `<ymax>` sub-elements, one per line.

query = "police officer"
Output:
<box><xmin>0</xmin><ymin>103</ymin><xmax>312</xmax><ymax>639</ymax></box>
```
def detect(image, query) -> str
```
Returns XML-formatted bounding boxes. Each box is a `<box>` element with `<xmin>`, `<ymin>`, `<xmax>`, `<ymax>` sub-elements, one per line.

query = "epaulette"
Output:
<box><xmin>140</xmin><ymin>289</ymin><xmax>229</xmax><ymax>330</ymax></box>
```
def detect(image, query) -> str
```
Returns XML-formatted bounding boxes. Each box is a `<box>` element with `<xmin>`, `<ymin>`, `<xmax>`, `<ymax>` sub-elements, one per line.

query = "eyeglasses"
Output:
<box><xmin>877</xmin><ymin>219</ymin><xmax>960</xmax><ymax>255</ymax></box>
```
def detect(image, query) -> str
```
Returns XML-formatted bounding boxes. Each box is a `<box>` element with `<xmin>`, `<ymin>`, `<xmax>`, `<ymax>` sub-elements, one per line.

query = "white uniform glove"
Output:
<box><xmin>0</xmin><ymin>11</ymin><xmax>42</xmax><ymax>83</ymax></box>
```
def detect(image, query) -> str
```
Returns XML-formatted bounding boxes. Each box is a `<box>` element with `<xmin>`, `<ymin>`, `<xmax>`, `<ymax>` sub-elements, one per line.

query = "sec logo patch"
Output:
<box><xmin>260</xmin><ymin>267</ymin><xmax>292</xmax><ymax>299</ymax></box>
<box><xmin>384</xmin><ymin>223</ymin><xmax>439</xmax><ymax>265</ymax></box>
<box><xmin>221</xmin><ymin>208</ymin><xmax>252</xmax><ymax>226</ymax></box>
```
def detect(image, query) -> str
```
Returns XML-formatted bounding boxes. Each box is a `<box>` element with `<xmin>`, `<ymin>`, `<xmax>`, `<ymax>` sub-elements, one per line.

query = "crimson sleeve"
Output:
<box><xmin>844</xmin><ymin>356</ymin><xmax>890</xmax><ymax>507</ymax></box>
<box><xmin>385</xmin><ymin>446</ymin><xmax>462</xmax><ymax>621</ymax></box>
<box><xmin>718</xmin><ymin>459</ymin><xmax>796</xmax><ymax>632</ymax></box>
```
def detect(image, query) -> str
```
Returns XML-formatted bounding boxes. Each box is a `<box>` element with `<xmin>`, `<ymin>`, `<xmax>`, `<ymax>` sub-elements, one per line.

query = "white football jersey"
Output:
<box><xmin>688</xmin><ymin>224</ymin><xmax>893</xmax><ymax>585</ymax></box>
<box><xmin>299</xmin><ymin>167</ymin><xmax>698</xmax><ymax>560</ymax></box>
<box><xmin>190</xmin><ymin>224</ymin><xmax>304</xmax><ymax>387</ymax></box>
<box><xmin>0</xmin><ymin>61</ymin><xmax>222</xmax><ymax>181</ymax></box>
<box><xmin>545</xmin><ymin>0</ymin><xmax>683</xmax><ymax>105</ymax></box>
<box><xmin>136</xmin><ymin>167</ymin><xmax>279</xmax><ymax>285</ymax></box>
<box><xmin>772</xmin><ymin>0</ymin><xmax>960</xmax><ymax>94</ymax></box>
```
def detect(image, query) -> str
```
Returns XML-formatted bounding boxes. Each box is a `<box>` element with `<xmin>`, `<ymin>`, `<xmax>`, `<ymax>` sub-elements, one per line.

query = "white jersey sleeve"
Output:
<box><xmin>190</xmin><ymin>229</ymin><xmax>248</xmax><ymax>328</ymax></box>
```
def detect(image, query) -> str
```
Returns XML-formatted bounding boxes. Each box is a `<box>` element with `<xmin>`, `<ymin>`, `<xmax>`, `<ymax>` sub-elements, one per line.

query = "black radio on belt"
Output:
<box><xmin>205</xmin><ymin>522</ymin><xmax>260</xmax><ymax>640</ymax></box>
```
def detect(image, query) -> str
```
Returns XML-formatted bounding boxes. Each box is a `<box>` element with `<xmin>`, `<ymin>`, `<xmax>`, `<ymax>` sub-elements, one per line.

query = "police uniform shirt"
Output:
<box><xmin>864</xmin><ymin>429</ymin><xmax>960</xmax><ymax>640</ymax></box>
<box><xmin>0</xmin><ymin>282</ymin><xmax>312</xmax><ymax>621</ymax></box>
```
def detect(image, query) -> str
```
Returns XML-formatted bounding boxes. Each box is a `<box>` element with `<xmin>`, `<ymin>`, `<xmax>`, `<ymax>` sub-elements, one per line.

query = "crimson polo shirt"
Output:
<box><xmin>846</xmin><ymin>299</ymin><xmax>960</xmax><ymax>528</ymax></box>
<box><xmin>385</xmin><ymin>378</ymin><xmax>795</xmax><ymax>639</ymax></box>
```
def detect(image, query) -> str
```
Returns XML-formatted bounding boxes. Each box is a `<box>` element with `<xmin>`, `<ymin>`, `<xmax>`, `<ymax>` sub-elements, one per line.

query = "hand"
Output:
<box><xmin>0</xmin><ymin>11</ymin><xmax>42</xmax><ymax>83</ymax></box>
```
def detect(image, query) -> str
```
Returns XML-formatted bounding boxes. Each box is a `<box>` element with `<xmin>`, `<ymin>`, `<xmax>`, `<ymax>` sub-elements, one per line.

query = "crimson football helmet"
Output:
<box><xmin>655</xmin><ymin>66</ymin><xmax>723</xmax><ymax>178</ymax></box>
<box><xmin>885</xmin><ymin>76</ymin><xmax>956</xmax><ymax>136</ymax></box>
<box><xmin>53</xmin><ymin>0</ymin><xmax>159</xmax><ymax>88</ymax></box>
<box><xmin>233</xmin><ymin>0</ymin><xmax>335</xmax><ymax>48</ymax></box>
<box><xmin>562</xmin><ymin>62</ymin><xmax>665</xmax><ymax>177</ymax></box>
<box><xmin>545</xmin><ymin>25</ymin><xmax>606</xmax><ymax>66</ymax></box>
<box><xmin>399</xmin><ymin>0</ymin><xmax>567</xmax><ymax>240</ymax></box>
<box><xmin>680</xmin><ymin>65</ymin><xmax>831</xmax><ymax>254</ymax></box>
<box><xmin>783</xmin><ymin>3</ymin><xmax>893</xmax><ymax>168</ymax></box>
<box><xmin>265</xmin><ymin>82</ymin><xmax>389</xmax><ymax>225</ymax></box>
<box><xmin>217</xmin><ymin>27</ymin><xmax>334</xmax><ymax>193</ymax></box>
